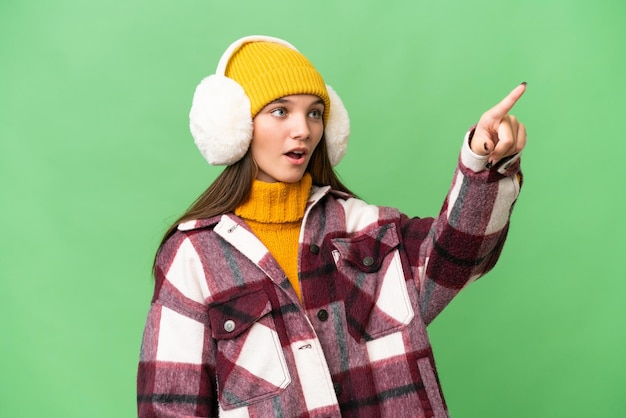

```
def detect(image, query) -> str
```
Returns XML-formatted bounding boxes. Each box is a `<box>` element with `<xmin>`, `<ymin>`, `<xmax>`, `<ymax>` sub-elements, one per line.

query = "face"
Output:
<box><xmin>251</xmin><ymin>94</ymin><xmax>325</xmax><ymax>183</ymax></box>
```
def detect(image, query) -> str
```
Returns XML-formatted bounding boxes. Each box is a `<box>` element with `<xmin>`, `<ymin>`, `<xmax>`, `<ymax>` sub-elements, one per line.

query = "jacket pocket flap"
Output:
<box><xmin>331</xmin><ymin>223</ymin><xmax>400</xmax><ymax>272</ymax></box>
<box><xmin>208</xmin><ymin>289</ymin><xmax>272</xmax><ymax>340</ymax></box>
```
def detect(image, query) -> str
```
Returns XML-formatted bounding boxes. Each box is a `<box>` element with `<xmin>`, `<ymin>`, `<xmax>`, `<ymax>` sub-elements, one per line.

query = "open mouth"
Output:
<box><xmin>285</xmin><ymin>151</ymin><xmax>306</xmax><ymax>161</ymax></box>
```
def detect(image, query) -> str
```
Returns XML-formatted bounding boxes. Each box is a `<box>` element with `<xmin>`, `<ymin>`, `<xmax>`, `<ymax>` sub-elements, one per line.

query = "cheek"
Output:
<box><xmin>250</xmin><ymin>125</ymin><xmax>273</xmax><ymax>155</ymax></box>
<box><xmin>312</xmin><ymin>124</ymin><xmax>324</xmax><ymax>148</ymax></box>
<box><xmin>249</xmin><ymin>138</ymin><xmax>264</xmax><ymax>165</ymax></box>
<box><xmin>313</xmin><ymin>128</ymin><xmax>324</xmax><ymax>149</ymax></box>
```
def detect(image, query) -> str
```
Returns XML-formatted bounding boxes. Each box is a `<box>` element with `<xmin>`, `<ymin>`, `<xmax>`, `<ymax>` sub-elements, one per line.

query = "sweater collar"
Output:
<box><xmin>234</xmin><ymin>173</ymin><xmax>313</xmax><ymax>224</ymax></box>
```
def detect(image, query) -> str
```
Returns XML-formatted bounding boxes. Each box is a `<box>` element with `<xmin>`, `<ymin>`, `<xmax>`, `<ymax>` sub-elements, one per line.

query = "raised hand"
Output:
<box><xmin>471</xmin><ymin>83</ymin><xmax>527</xmax><ymax>167</ymax></box>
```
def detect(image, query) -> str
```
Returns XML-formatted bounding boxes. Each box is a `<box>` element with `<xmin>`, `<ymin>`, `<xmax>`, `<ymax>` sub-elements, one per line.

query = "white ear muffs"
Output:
<box><xmin>189</xmin><ymin>35</ymin><xmax>350</xmax><ymax>166</ymax></box>
<box><xmin>189</xmin><ymin>75</ymin><xmax>252</xmax><ymax>166</ymax></box>
<box><xmin>324</xmin><ymin>85</ymin><xmax>350</xmax><ymax>166</ymax></box>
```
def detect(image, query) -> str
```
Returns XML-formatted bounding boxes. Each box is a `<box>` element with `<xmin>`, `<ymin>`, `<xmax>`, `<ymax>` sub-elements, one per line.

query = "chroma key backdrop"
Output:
<box><xmin>1</xmin><ymin>1</ymin><xmax>625</xmax><ymax>417</ymax></box>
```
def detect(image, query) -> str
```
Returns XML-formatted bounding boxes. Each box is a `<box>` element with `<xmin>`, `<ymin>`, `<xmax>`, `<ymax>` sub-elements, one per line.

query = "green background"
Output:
<box><xmin>1</xmin><ymin>1</ymin><xmax>624</xmax><ymax>416</ymax></box>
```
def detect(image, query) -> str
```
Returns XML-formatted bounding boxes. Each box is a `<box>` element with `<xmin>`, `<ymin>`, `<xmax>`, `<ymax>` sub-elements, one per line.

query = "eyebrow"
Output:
<box><xmin>269</xmin><ymin>97</ymin><xmax>325</xmax><ymax>107</ymax></box>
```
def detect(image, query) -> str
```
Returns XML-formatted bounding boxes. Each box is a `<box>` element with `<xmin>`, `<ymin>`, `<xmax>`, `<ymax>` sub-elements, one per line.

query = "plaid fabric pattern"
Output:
<box><xmin>138</xmin><ymin>137</ymin><xmax>522</xmax><ymax>417</ymax></box>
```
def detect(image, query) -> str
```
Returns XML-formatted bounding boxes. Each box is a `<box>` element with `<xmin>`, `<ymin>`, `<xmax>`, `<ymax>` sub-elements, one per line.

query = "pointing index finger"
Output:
<box><xmin>488</xmin><ymin>82</ymin><xmax>527</xmax><ymax>118</ymax></box>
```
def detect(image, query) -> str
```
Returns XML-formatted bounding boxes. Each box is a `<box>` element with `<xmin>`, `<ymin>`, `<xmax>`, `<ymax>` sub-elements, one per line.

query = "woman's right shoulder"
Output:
<box><xmin>157</xmin><ymin>216</ymin><xmax>224</xmax><ymax>257</ymax></box>
<box><xmin>176</xmin><ymin>215</ymin><xmax>224</xmax><ymax>233</ymax></box>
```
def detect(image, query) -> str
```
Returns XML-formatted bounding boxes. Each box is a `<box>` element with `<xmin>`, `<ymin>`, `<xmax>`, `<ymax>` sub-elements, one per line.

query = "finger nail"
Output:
<box><xmin>521</xmin><ymin>81</ymin><xmax>527</xmax><ymax>86</ymax></box>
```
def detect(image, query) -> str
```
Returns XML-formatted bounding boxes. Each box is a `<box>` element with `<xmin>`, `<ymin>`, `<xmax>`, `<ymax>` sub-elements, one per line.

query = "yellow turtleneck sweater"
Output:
<box><xmin>235</xmin><ymin>174</ymin><xmax>312</xmax><ymax>300</ymax></box>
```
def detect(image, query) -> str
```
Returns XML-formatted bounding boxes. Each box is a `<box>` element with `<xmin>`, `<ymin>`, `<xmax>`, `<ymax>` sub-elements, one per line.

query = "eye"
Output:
<box><xmin>270</xmin><ymin>108</ymin><xmax>287</xmax><ymax>117</ymax></box>
<box><xmin>308</xmin><ymin>108</ymin><xmax>323</xmax><ymax>119</ymax></box>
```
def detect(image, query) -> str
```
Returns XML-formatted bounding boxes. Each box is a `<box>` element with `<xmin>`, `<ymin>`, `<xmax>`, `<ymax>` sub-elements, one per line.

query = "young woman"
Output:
<box><xmin>137</xmin><ymin>35</ymin><xmax>527</xmax><ymax>418</ymax></box>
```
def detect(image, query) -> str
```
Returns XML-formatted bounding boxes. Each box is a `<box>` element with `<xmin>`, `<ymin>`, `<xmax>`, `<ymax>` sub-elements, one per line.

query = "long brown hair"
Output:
<box><xmin>154</xmin><ymin>135</ymin><xmax>354</xmax><ymax>266</ymax></box>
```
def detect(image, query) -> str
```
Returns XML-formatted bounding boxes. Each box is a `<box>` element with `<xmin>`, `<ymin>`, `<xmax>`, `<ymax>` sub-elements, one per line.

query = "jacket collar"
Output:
<box><xmin>177</xmin><ymin>184</ymin><xmax>343</xmax><ymax>232</ymax></box>
<box><xmin>177</xmin><ymin>216</ymin><xmax>222</xmax><ymax>232</ymax></box>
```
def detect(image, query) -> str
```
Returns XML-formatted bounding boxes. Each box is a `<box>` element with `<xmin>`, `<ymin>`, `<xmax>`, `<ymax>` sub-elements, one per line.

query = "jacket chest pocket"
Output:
<box><xmin>331</xmin><ymin>222</ymin><xmax>415</xmax><ymax>342</ymax></box>
<box><xmin>208</xmin><ymin>289</ymin><xmax>291</xmax><ymax>410</ymax></box>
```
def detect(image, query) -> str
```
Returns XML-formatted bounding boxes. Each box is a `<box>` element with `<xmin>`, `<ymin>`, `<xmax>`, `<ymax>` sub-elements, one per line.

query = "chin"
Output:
<box><xmin>257</xmin><ymin>164</ymin><xmax>308</xmax><ymax>183</ymax></box>
<box><xmin>276</xmin><ymin>170</ymin><xmax>307</xmax><ymax>184</ymax></box>
<box><xmin>280</xmin><ymin>175</ymin><xmax>306</xmax><ymax>184</ymax></box>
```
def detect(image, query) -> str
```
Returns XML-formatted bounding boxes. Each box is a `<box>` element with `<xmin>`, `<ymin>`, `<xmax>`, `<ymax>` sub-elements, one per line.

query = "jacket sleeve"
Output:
<box><xmin>401</xmin><ymin>129</ymin><xmax>523</xmax><ymax>325</ymax></box>
<box><xmin>137</xmin><ymin>231</ymin><xmax>217</xmax><ymax>417</ymax></box>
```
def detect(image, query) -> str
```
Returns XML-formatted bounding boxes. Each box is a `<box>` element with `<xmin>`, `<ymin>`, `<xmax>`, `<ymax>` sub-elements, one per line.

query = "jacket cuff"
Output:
<box><xmin>460</xmin><ymin>128</ymin><xmax>489</xmax><ymax>172</ymax></box>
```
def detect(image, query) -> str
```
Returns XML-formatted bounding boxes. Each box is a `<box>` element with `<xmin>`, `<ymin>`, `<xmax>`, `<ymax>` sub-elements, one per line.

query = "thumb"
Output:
<box><xmin>470</xmin><ymin>126</ymin><xmax>495</xmax><ymax>155</ymax></box>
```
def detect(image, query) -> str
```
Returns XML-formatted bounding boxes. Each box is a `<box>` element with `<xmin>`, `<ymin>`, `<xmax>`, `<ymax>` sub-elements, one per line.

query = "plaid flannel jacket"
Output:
<box><xmin>137</xmin><ymin>136</ymin><xmax>523</xmax><ymax>417</ymax></box>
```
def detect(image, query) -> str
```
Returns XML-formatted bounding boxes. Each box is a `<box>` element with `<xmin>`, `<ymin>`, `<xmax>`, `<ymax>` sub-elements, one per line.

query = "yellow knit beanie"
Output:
<box><xmin>225</xmin><ymin>41</ymin><xmax>331</xmax><ymax>122</ymax></box>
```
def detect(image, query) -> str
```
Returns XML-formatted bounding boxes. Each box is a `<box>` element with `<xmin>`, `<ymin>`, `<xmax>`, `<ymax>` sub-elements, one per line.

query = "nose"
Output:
<box><xmin>289</xmin><ymin>113</ymin><xmax>311</xmax><ymax>140</ymax></box>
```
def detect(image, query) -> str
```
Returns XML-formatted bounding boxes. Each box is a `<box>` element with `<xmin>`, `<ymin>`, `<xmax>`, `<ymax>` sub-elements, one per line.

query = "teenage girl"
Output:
<box><xmin>137</xmin><ymin>35</ymin><xmax>526</xmax><ymax>418</ymax></box>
